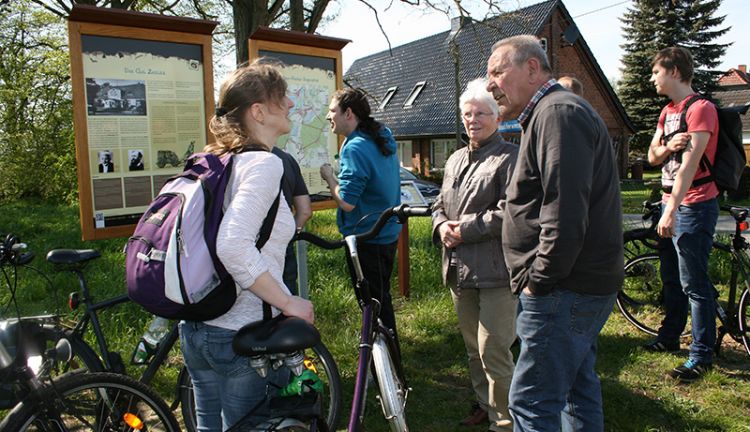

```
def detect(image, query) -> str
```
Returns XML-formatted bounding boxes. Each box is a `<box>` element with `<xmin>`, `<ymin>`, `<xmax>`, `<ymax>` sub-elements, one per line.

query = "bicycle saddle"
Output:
<box><xmin>233</xmin><ymin>315</ymin><xmax>320</xmax><ymax>356</ymax></box>
<box><xmin>46</xmin><ymin>249</ymin><xmax>100</xmax><ymax>265</ymax></box>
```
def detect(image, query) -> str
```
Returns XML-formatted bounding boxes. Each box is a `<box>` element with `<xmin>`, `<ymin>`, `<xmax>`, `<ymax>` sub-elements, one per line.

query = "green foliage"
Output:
<box><xmin>618</xmin><ymin>0</ymin><xmax>730</xmax><ymax>153</ymax></box>
<box><xmin>0</xmin><ymin>1</ymin><xmax>77</xmax><ymax>203</ymax></box>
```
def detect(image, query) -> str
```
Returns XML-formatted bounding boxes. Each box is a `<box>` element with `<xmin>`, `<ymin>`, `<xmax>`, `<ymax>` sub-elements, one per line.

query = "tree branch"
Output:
<box><xmin>357</xmin><ymin>0</ymin><xmax>392</xmax><ymax>54</ymax></box>
<box><xmin>191</xmin><ymin>0</ymin><xmax>218</xmax><ymax>20</ymax></box>
<box><xmin>268</xmin><ymin>0</ymin><xmax>284</xmax><ymax>18</ymax></box>
<box><xmin>29</xmin><ymin>0</ymin><xmax>68</xmax><ymax>18</ymax></box>
<box><xmin>307</xmin><ymin>0</ymin><xmax>330</xmax><ymax>33</ymax></box>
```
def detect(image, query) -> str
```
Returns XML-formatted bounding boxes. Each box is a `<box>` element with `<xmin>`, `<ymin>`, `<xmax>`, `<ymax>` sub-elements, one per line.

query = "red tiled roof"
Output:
<box><xmin>718</xmin><ymin>69</ymin><xmax>750</xmax><ymax>88</ymax></box>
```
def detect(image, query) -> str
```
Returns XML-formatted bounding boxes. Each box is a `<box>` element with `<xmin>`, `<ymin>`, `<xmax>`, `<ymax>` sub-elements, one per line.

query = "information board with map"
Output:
<box><xmin>250</xmin><ymin>28</ymin><xmax>349</xmax><ymax>200</ymax></box>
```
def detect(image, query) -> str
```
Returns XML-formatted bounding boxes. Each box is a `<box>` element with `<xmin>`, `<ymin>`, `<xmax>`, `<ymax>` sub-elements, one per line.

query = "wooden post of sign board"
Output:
<box><xmin>397</xmin><ymin>223</ymin><xmax>410</xmax><ymax>297</ymax></box>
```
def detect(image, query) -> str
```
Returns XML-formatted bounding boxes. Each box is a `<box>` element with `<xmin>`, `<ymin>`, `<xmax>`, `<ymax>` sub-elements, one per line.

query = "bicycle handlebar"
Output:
<box><xmin>295</xmin><ymin>204</ymin><xmax>432</xmax><ymax>250</ymax></box>
<box><xmin>0</xmin><ymin>234</ymin><xmax>34</xmax><ymax>266</ymax></box>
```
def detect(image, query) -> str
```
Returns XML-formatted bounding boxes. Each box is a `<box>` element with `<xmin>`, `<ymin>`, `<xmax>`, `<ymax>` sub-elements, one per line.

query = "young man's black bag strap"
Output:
<box><xmin>258</xmin><ymin>179</ymin><xmax>283</xmax><ymax>322</ymax></box>
<box><xmin>234</xmin><ymin>145</ymin><xmax>283</xmax><ymax>321</ymax></box>
<box><xmin>678</xmin><ymin>95</ymin><xmax>713</xmax><ymax>187</ymax></box>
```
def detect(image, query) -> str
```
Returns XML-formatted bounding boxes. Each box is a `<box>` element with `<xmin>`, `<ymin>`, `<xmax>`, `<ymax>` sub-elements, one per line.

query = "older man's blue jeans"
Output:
<box><xmin>180</xmin><ymin>321</ymin><xmax>289</xmax><ymax>431</ymax></box>
<box><xmin>509</xmin><ymin>288</ymin><xmax>617</xmax><ymax>432</ymax></box>
<box><xmin>657</xmin><ymin>199</ymin><xmax>718</xmax><ymax>364</ymax></box>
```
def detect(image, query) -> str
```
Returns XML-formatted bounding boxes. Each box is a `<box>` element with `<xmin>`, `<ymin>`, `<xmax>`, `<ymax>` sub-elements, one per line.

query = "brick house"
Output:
<box><xmin>717</xmin><ymin>65</ymin><xmax>750</xmax><ymax>90</ymax></box>
<box><xmin>345</xmin><ymin>0</ymin><xmax>634</xmax><ymax>178</ymax></box>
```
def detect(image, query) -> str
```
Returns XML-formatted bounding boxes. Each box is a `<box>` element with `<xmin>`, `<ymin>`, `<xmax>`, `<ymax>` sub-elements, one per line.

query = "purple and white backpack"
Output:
<box><xmin>125</xmin><ymin>151</ymin><xmax>279</xmax><ymax>321</ymax></box>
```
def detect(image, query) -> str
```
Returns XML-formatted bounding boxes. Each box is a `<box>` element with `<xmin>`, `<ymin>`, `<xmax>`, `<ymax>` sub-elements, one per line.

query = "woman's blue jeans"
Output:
<box><xmin>180</xmin><ymin>321</ymin><xmax>289</xmax><ymax>432</ymax></box>
<box><xmin>657</xmin><ymin>199</ymin><xmax>719</xmax><ymax>364</ymax></box>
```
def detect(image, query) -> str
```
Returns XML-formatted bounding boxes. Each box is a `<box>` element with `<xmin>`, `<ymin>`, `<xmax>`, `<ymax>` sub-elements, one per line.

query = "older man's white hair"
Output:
<box><xmin>459</xmin><ymin>78</ymin><xmax>499</xmax><ymax>117</ymax></box>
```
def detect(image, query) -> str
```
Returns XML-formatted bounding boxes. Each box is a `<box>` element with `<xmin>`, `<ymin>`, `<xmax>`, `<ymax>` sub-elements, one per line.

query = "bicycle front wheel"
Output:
<box><xmin>372</xmin><ymin>335</ymin><xmax>408</xmax><ymax>432</ymax></box>
<box><xmin>738</xmin><ymin>288</ymin><xmax>750</xmax><ymax>356</ymax></box>
<box><xmin>0</xmin><ymin>372</ymin><xmax>180</xmax><ymax>432</ymax></box>
<box><xmin>617</xmin><ymin>254</ymin><xmax>690</xmax><ymax>337</ymax></box>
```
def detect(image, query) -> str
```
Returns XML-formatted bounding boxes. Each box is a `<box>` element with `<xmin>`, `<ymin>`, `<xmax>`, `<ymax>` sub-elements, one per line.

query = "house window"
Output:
<box><xmin>378</xmin><ymin>87</ymin><xmax>398</xmax><ymax>110</ymax></box>
<box><xmin>430</xmin><ymin>138</ymin><xmax>457</xmax><ymax>171</ymax></box>
<box><xmin>403</xmin><ymin>81</ymin><xmax>426</xmax><ymax>107</ymax></box>
<box><xmin>396</xmin><ymin>140</ymin><xmax>412</xmax><ymax>168</ymax></box>
<box><xmin>539</xmin><ymin>37</ymin><xmax>548</xmax><ymax>52</ymax></box>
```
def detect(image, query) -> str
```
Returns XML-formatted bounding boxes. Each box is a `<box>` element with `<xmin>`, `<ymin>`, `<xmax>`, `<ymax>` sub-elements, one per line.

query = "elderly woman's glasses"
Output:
<box><xmin>461</xmin><ymin>111</ymin><xmax>493</xmax><ymax>120</ymax></box>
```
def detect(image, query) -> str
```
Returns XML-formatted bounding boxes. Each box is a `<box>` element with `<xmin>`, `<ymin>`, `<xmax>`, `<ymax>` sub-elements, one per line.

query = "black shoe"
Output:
<box><xmin>459</xmin><ymin>403</ymin><xmax>489</xmax><ymax>426</ymax></box>
<box><xmin>642</xmin><ymin>339</ymin><xmax>680</xmax><ymax>352</ymax></box>
<box><xmin>667</xmin><ymin>359</ymin><xmax>711</xmax><ymax>383</ymax></box>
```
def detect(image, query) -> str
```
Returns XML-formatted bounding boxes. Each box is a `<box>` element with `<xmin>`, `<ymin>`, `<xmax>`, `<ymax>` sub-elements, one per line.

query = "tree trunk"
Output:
<box><xmin>232</xmin><ymin>0</ymin><xmax>268</xmax><ymax>65</ymax></box>
<box><xmin>289</xmin><ymin>0</ymin><xmax>304</xmax><ymax>31</ymax></box>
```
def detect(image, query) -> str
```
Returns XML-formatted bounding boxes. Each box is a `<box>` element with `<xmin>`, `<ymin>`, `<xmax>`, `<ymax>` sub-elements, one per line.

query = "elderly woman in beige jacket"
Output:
<box><xmin>431</xmin><ymin>78</ymin><xmax>518</xmax><ymax>432</ymax></box>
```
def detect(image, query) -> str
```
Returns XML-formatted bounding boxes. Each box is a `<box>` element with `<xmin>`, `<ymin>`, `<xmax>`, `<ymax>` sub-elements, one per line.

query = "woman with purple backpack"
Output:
<box><xmin>179</xmin><ymin>60</ymin><xmax>314</xmax><ymax>431</ymax></box>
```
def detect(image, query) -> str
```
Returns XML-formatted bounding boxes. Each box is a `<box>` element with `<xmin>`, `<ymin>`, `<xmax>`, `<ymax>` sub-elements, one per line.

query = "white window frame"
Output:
<box><xmin>429</xmin><ymin>138</ymin><xmax>456</xmax><ymax>171</ymax></box>
<box><xmin>403</xmin><ymin>81</ymin><xmax>426</xmax><ymax>107</ymax></box>
<box><xmin>396</xmin><ymin>140</ymin><xmax>413</xmax><ymax>168</ymax></box>
<box><xmin>378</xmin><ymin>86</ymin><xmax>398</xmax><ymax>110</ymax></box>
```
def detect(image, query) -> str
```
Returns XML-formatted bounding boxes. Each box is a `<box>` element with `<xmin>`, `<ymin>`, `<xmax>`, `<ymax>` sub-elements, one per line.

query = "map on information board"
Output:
<box><xmin>274</xmin><ymin>64</ymin><xmax>337</xmax><ymax>195</ymax></box>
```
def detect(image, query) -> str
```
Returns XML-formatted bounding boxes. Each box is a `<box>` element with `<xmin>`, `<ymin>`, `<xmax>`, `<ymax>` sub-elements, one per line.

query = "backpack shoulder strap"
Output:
<box><xmin>682</xmin><ymin>95</ymin><xmax>719</xmax><ymax>187</ymax></box>
<box><xmin>678</xmin><ymin>94</ymin><xmax>706</xmax><ymax>132</ymax></box>
<box><xmin>257</xmin><ymin>178</ymin><xmax>284</xmax><ymax>322</ymax></box>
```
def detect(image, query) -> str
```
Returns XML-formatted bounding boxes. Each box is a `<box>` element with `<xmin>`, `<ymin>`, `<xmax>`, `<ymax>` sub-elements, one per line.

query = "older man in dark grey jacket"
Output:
<box><xmin>487</xmin><ymin>35</ymin><xmax>623</xmax><ymax>431</ymax></box>
<box><xmin>432</xmin><ymin>78</ymin><xmax>518</xmax><ymax>432</ymax></box>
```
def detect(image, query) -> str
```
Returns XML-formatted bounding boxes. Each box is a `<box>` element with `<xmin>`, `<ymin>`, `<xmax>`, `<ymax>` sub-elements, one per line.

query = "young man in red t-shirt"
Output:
<box><xmin>646</xmin><ymin>46</ymin><xmax>719</xmax><ymax>382</ymax></box>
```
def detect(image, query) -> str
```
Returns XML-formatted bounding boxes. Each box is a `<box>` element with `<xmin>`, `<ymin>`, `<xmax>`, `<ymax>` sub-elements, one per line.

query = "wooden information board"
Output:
<box><xmin>68</xmin><ymin>5</ymin><xmax>217</xmax><ymax>240</ymax></box>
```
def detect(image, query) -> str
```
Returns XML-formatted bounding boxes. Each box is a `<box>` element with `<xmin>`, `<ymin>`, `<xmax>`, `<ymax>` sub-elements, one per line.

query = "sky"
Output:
<box><xmin>320</xmin><ymin>0</ymin><xmax>748</xmax><ymax>81</ymax></box>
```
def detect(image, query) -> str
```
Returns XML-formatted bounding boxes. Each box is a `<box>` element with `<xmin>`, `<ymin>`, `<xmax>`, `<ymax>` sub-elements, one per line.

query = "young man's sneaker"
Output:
<box><xmin>642</xmin><ymin>339</ymin><xmax>680</xmax><ymax>352</ymax></box>
<box><xmin>667</xmin><ymin>358</ymin><xmax>711</xmax><ymax>383</ymax></box>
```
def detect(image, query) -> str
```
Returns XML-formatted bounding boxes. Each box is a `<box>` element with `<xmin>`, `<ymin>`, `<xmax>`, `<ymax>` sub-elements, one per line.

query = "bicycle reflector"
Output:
<box><xmin>123</xmin><ymin>413</ymin><xmax>144</xmax><ymax>430</ymax></box>
<box><xmin>740</xmin><ymin>221</ymin><xmax>749</xmax><ymax>232</ymax></box>
<box><xmin>68</xmin><ymin>292</ymin><xmax>80</xmax><ymax>310</ymax></box>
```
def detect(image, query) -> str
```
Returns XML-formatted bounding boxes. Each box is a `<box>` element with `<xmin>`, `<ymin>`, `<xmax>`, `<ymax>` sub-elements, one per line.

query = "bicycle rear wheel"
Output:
<box><xmin>617</xmin><ymin>254</ymin><xmax>690</xmax><ymax>337</ymax></box>
<box><xmin>0</xmin><ymin>372</ymin><xmax>180</xmax><ymax>432</ymax></box>
<box><xmin>179</xmin><ymin>342</ymin><xmax>342</xmax><ymax>432</ymax></box>
<box><xmin>738</xmin><ymin>288</ymin><xmax>750</xmax><ymax>356</ymax></box>
<box><xmin>372</xmin><ymin>334</ymin><xmax>408</xmax><ymax>432</ymax></box>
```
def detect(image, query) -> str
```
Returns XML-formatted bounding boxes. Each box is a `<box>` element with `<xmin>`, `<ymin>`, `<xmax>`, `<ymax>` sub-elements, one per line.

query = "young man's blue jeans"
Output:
<box><xmin>180</xmin><ymin>321</ymin><xmax>288</xmax><ymax>431</ymax></box>
<box><xmin>508</xmin><ymin>288</ymin><xmax>617</xmax><ymax>432</ymax></box>
<box><xmin>657</xmin><ymin>199</ymin><xmax>719</xmax><ymax>364</ymax></box>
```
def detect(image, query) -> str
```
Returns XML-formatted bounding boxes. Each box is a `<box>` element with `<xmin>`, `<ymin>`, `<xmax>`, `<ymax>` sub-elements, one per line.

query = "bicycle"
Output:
<box><xmin>0</xmin><ymin>234</ymin><xmax>181</xmax><ymax>432</ymax></box>
<box><xmin>622</xmin><ymin>200</ymin><xmax>661</xmax><ymax>260</ymax></box>
<box><xmin>6</xmin><ymin>239</ymin><xmax>342</xmax><ymax>432</ymax></box>
<box><xmin>295</xmin><ymin>204</ymin><xmax>432</xmax><ymax>432</ymax></box>
<box><xmin>617</xmin><ymin>204</ymin><xmax>750</xmax><ymax>357</ymax></box>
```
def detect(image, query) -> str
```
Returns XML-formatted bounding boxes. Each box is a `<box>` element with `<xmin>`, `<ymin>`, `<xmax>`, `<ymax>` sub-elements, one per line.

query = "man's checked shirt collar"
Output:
<box><xmin>517</xmin><ymin>79</ymin><xmax>558</xmax><ymax>126</ymax></box>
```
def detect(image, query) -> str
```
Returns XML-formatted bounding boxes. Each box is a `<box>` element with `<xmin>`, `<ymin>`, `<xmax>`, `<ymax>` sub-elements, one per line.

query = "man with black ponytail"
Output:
<box><xmin>320</xmin><ymin>88</ymin><xmax>403</xmax><ymax>350</ymax></box>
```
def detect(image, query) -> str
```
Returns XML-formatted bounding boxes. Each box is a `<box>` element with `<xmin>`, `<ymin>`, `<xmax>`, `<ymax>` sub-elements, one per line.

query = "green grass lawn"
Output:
<box><xmin>2</xmin><ymin>199</ymin><xmax>750</xmax><ymax>431</ymax></box>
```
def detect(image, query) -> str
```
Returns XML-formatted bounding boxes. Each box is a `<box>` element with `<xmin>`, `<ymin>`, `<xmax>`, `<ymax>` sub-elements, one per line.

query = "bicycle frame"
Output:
<box><xmin>710</xmin><ymin>209</ymin><xmax>750</xmax><ymax>354</ymax></box>
<box><xmin>61</xmin><ymin>267</ymin><xmax>182</xmax><ymax>393</ymax></box>
<box><xmin>345</xmin><ymin>234</ymin><xmax>407</xmax><ymax>432</ymax></box>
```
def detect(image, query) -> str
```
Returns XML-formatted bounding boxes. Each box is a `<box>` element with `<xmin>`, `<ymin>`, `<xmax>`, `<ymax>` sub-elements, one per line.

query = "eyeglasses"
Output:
<box><xmin>461</xmin><ymin>111</ymin><xmax>493</xmax><ymax>120</ymax></box>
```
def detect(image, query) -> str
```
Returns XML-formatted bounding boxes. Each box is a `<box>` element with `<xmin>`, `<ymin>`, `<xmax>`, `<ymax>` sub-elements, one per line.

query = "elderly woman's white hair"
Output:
<box><xmin>459</xmin><ymin>78</ymin><xmax>499</xmax><ymax>117</ymax></box>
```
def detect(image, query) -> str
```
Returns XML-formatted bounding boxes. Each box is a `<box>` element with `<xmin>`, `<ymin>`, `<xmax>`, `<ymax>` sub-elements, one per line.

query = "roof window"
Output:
<box><xmin>378</xmin><ymin>86</ymin><xmax>398</xmax><ymax>110</ymax></box>
<box><xmin>403</xmin><ymin>81</ymin><xmax>426</xmax><ymax>107</ymax></box>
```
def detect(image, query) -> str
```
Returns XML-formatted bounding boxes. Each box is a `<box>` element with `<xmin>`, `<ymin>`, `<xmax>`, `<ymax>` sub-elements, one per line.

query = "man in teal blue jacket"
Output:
<box><xmin>320</xmin><ymin>88</ymin><xmax>402</xmax><ymax>348</ymax></box>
